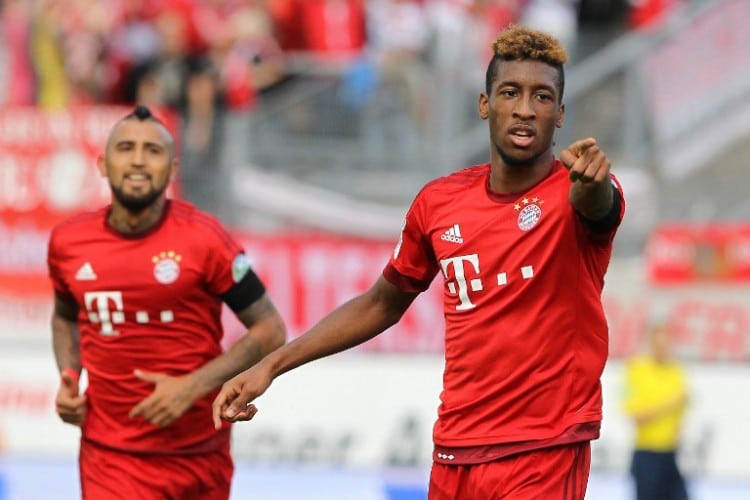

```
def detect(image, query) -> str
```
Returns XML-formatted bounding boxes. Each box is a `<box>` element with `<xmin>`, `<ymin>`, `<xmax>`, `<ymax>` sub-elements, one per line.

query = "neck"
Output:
<box><xmin>488</xmin><ymin>150</ymin><xmax>554</xmax><ymax>194</ymax></box>
<box><xmin>108</xmin><ymin>198</ymin><xmax>166</xmax><ymax>234</ymax></box>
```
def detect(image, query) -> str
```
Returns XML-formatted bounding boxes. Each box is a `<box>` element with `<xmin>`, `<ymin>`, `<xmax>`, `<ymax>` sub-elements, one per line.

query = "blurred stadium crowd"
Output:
<box><xmin>0</xmin><ymin>0</ymin><xmax>702</xmax><ymax>247</ymax></box>
<box><xmin>0</xmin><ymin>0</ymin><xmax>684</xmax><ymax>108</ymax></box>
<box><xmin>0</xmin><ymin>0</ymin><xmax>684</xmax><ymax>161</ymax></box>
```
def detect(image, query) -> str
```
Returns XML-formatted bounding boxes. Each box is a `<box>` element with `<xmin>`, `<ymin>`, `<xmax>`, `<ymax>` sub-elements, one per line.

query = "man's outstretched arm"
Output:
<box><xmin>212</xmin><ymin>276</ymin><xmax>419</xmax><ymax>428</ymax></box>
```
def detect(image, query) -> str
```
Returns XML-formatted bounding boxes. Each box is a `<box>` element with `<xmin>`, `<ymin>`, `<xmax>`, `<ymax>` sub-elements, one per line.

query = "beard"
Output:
<box><xmin>497</xmin><ymin>144</ymin><xmax>544</xmax><ymax>168</ymax></box>
<box><xmin>110</xmin><ymin>183</ymin><xmax>167</xmax><ymax>212</ymax></box>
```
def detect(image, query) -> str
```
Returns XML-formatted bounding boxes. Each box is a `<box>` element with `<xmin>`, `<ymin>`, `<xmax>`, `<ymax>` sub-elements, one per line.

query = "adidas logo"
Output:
<box><xmin>440</xmin><ymin>224</ymin><xmax>464</xmax><ymax>244</ymax></box>
<box><xmin>75</xmin><ymin>262</ymin><xmax>97</xmax><ymax>281</ymax></box>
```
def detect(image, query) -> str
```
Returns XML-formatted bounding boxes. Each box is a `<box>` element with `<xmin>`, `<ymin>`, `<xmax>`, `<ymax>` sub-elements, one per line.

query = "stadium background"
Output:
<box><xmin>1</xmin><ymin>0</ymin><xmax>749</xmax><ymax>498</ymax></box>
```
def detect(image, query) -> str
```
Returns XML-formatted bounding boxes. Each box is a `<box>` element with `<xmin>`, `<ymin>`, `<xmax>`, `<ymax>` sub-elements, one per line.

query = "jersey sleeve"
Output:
<box><xmin>383</xmin><ymin>191</ymin><xmax>439</xmax><ymax>292</ymax></box>
<box><xmin>47</xmin><ymin>226</ymin><xmax>73</xmax><ymax>299</ymax></box>
<box><xmin>202</xmin><ymin>223</ymin><xmax>265</xmax><ymax>310</ymax></box>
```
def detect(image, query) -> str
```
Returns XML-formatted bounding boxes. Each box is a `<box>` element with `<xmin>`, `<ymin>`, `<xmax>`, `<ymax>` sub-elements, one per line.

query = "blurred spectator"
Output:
<box><xmin>207</xmin><ymin>0</ymin><xmax>285</xmax><ymax>111</ymax></box>
<box><xmin>266</xmin><ymin>0</ymin><xmax>305</xmax><ymax>52</ymax></box>
<box><xmin>137</xmin><ymin>5</ymin><xmax>196</xmax><ymax>107</ymax></box>
<box><xmin>628</xmin><ymin>0</ymin><xmax>686</xmax><ymax>30</ymax></box>
<box><xmin>520</xmin><ymin>0</ymin><xmax>580</xmax><ymax>53</ymax></box>
<box><xmin>1</xmin><ymin>0</ymin><xmax>36</xmax><ymax>105</ymax></box>
<box><xmin>298</xmin><ymin>0</ymin><xmax>367</xmax><ymax>61</ymax></box>
<box><xmin>181</xmin><ymin>57</ymin><xmax>221</xmax><ymax>158</ymax></box>
<box><xmin>30</xmin><ymin>0</ymin><xmax>124</xmax><ymax>107</ymax></box>
<box><xmin>621</xmin><ymin>321</ymin><xmax>690</xmax><ymax>500</ymax></box>
<box><xmin>425</xmin><ymin>0</ymin><xmax>521</xmax><ymax>97</ymax></box>
<box><xmin>29</xmin><ymin>0</ymin><xmax>69</xmax><ymax>107</ymax></box>
<box><xmin>578</xmin><ymin>0</ymin><xmax>630</xmax><ymax>26</ymax></box>
<box><xmin>475</xmin><ymin>0</ymin><xmax>524</xmax><ymax>52</ymax></box>
<box><xmin>59</xmin><ymin>0</ymin><xmax>121</xmax><ymax>103</ymax></box>
<box><xmin>364</xmin><ymin>0</ymin><xmax>431</xmax><ymax>149</ymax></box>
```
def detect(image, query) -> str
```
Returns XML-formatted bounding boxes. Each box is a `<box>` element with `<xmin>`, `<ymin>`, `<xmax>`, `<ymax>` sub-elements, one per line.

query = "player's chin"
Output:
<box><xmin>499</xmin><ymin>148</ymin><xmax>541</xmax><ymax>168</ymax></box>
<box><xmin>122</xmin><ymin>187</ymin><xmax>155</xmax><ymax>201</ymax></box>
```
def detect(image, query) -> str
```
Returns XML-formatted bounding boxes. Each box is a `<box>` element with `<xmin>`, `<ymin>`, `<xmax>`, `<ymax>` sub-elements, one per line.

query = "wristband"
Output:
<box><xmin>62</xmin><ymin>367</ymin><xmax>81</xmax><ymax>384</ymax></box>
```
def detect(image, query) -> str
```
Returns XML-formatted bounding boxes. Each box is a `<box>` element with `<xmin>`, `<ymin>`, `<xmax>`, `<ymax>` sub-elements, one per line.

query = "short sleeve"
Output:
<box><xmin>384</xmin><ymin>192</ymin><xmax>439</xmax><ymax>292</ymax></box>
<box><xmin>47</xmin><ymin>227</ymin><xmax>73</xmax><ymax>298</ymax></box>
<box><xmin>202</xmin><ymin>223</ymin><xmax>251</xmax><ymax>297</ymax></box>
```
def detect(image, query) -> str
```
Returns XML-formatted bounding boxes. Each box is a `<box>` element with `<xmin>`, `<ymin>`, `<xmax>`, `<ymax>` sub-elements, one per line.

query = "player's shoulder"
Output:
<box><xmin>168</xmin><ymin>199</ymin><xmax>234</xmax><ymax>240</ymax></box>
<box><xmin>50</xmin><ymin>206</ymin><xmax>108</xmax><ymax>243</ymax></box>
<box><xmin>417</xmin><ymin>164</ymin><xmax>490</xmax><ymax>198</ymax></box>
<box><xmin>169</xmin><ymin>199</ymin><xmax>221</xmax><ymax>226</ymax></box>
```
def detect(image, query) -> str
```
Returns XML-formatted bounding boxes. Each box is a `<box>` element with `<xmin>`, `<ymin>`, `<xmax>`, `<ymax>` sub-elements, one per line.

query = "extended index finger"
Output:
<box><xmin>559</xmin><ymin>137</ymin><xmax>597</xmax><ymax>170</ymax></box>
<box><xmin>571</xmin><ymin>137</ymin><xmax>596</xmax><ymax>156</ymax></box>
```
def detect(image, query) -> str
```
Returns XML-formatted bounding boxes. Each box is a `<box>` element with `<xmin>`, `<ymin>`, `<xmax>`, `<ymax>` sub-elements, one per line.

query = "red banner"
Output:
<box><xmin>222</xmin><ymin>233</ymin><xmax>445</xmax><ymax>353</ymax></box>
<box><xmin>0</xmin><ymin>106</ymin><xmax>179</xmax><ymax>295</ymax></box>
<box><xmin>645</xmin><ymin>223</ymin><xmax>750</xmax><ymax>284</ymax></box>
<box><xmin>604</xmin><ymin>292</ymin><xmax>750</xmax><ymax>362</ymax></box>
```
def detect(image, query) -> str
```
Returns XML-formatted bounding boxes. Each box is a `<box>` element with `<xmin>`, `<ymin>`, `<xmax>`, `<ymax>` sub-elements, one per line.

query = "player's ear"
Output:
<box><xmin>478</xmin><ymin>92</ymin><xmax>489</xmax><ymax>120</ymax></box>
<box><xmin>96</xmin><ymin>155</ymin><xmax>106</xmax><ymax>177</ymax></box>
<box><xmin>169</xmin><ymin>157</ymin><xmax>179</xmax><ymax>182</ymax></box>
<box><xmin>556</xmin><ymin>103</ymin><xmax>565</xmax><ymax>128</ymax></box>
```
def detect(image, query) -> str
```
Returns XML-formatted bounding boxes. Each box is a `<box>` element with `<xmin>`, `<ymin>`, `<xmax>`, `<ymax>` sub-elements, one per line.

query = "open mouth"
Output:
<box><xmin>123</xmin><ymin>173</ymin><xmax>151</xmax><ymax>189</ymax></box>
<box><xmin>508</xmin><ymin>125</ymin><xmax>535</xmax><ymax>148</ymax></box>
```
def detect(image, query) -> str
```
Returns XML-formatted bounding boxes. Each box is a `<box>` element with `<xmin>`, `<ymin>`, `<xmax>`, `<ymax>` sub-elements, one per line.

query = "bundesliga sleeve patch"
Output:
<box><xmin>232</xmin><ymin>253</ymin><xmax>251</xmax><ymax>283</ymax></box>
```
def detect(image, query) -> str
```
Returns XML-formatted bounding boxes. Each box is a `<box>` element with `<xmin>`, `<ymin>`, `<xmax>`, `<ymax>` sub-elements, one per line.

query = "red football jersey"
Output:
<box><xmin>47</xmin><ymin>200</ymin><xmax>248</xmax><ymax>453</ymax></box>
<box><xmin>385</xmin><ymin>161</ymin><xmax>625</xmax><ymax>449</ymax></box>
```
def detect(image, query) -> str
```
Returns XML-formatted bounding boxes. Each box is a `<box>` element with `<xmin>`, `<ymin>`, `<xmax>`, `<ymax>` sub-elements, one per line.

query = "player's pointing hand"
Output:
<box><xmin>559</xmin><ymin>137</ymin><xmax>611</xmax><ymax>184</ymax></box>
<box><xmin>212</xmin><ymin>364</ymin><xmax>271</xmax><ymax>430</ymax></box>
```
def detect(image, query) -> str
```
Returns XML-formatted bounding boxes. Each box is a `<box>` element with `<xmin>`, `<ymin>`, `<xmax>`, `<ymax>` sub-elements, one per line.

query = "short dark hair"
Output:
<box><xmin>117</xmin><ymin>105</ymin><xmax>171</xmax><ymax>141</ymax></box>
<box><xmin>109</xmin><ymin>105</ymin><xmax>175</xmax><ymax>159</ymax></box>
<box><xmin>124</xmin><ymin>105</ymin><xmax>162</xmax><ymax>124</ymax></box>
<box><xmin>485</xmin><ymin>25</ymin><xmax>568</xmax><ymax>102</ymax></box>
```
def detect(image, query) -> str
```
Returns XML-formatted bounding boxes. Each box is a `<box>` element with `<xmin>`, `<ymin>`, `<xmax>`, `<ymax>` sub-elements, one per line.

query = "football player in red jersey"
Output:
<box><xmin>213</xmin><ymin>25</ymin><xmax>625</xmax><ymax>500</ymax></box>
<box><xmin>47</xmin><ymin>105</ymin><xmax>286</xmax><ymax>499</ymax></box>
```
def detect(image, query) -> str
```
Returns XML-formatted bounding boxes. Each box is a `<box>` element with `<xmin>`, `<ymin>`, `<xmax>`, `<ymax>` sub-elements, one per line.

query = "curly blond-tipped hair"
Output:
<box><xmin>485</xmin><ymin>25</ymin><xmax>568</xmax><ymax>101</ymax></box>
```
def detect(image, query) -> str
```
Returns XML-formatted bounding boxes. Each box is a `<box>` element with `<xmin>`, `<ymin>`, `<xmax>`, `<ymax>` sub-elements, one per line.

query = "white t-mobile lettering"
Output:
<box><xmin>440</xmin><ymin>254</ymin><xmax>481</xmax><ymax>311</ymax></box>
<box><xmin>84</xmin><ymin>291</ymin><xmax>124</xmax><ymax>336</ymax></box>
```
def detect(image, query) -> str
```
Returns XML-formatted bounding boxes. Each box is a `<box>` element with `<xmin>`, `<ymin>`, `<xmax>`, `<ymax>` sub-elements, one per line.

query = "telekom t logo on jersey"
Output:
<box><xmin>84</xmin><ymin>291</ymin><xmax>174</xmax><ymax>336</ymax></box>
<box><xmin>440</xmin><ymin>254</ymin><xmax>534</xmax><ymax>311</ymax></box>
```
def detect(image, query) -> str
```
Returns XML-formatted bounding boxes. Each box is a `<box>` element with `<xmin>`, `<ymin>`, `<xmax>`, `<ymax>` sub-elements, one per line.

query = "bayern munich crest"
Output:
<box><xmin>515</xmin><ymin>197</ymin><xmax>544</xmax><ymax>232</ymax></box>
<box><xmin>152</xmin><ymin>251</ymin><xmax>182</xmax><ymax>284</ymax></box>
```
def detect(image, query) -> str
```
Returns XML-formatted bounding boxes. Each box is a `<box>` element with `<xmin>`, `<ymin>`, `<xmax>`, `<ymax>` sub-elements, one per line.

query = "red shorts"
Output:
<box><xmin>428</xmin><ymin>441</ymin><xmax>591</xmax><ymax>500</ymax></box>
<box><xmin>79</xmin><ymin>439</ymin><xmax>234</xmax><ymax>500</ymax></box>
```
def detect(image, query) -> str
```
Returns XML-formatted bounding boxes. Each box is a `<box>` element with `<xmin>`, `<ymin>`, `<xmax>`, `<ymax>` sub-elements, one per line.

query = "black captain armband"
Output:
<box><xmin>577</xmin><ymin>184</ymin><xmax>622</xmax><ymax>233</ymax></box>
<box><xmin>220</xmin><ymin>268</ymin><xmax>266</xmax><ymax>313</ymax></box>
